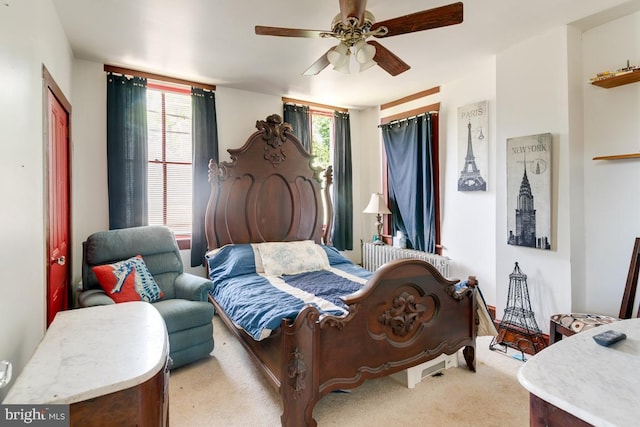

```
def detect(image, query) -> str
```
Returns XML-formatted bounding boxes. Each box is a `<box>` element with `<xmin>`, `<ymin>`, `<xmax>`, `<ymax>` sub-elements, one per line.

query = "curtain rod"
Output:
<box><xmin>282</xmin><ymin>97</ymin><xmax>348</xmax><ymax>113</ymax></box>
<box><xmin>379</xmin><ymin>102</ymin><xmax>440</xmax><ymax>126</ymax></box>
<box><xmin>378</xmin><ymin>111</ymin><xmax>439</xmax><ymax>128</ymax></box>
<box><xmin>104</xmin><ymin>65</ymin><xmax>216</xmax><ymax>91</ymax></box>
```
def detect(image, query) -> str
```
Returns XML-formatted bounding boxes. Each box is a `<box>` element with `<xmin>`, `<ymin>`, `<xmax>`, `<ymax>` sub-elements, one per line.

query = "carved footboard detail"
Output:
<box><xmin>287</xmin><ymin>348</ymin><xmax>307</xmax><ymax>399</ymax></box>
<box><xmin>324</xmin><ymin>258</ymin><xmax>477</xmax><ymax>389</ymax></box>
<box><xmin>378</xmin><ymin>291</ymin><xmax>429</xmax><ymax>337</ymax></box>
<box><xmin>280</xmin><ymin>307</ymin><xmax>321</xmax><ymax>427</ymax></box>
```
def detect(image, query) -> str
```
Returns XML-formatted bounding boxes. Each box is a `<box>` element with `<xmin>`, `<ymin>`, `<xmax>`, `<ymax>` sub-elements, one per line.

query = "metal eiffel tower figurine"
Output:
<box><xmin>490</xmin><ymin>262</ymin><xmax>546</xmax><ymax>360</ymax></box>
<box><xmin>458</xmin><ymin>121</ymin><xmax>487</xmax><ymax>191</ymax></box>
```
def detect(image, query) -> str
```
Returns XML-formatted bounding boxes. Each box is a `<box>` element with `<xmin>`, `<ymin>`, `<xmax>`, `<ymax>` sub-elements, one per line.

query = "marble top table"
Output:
<box><xmin>3</xmin><ymin>302</ymin><xmax>168</xmax><ymax>404</ymax></box>
<box><xmin>518</xmin><ymin>318</ymin><xmax>640</xmax><ymax>427</ymax></box>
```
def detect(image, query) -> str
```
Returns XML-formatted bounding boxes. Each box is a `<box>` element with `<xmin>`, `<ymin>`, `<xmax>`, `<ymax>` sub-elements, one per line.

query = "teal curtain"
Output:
<box><xmin>283</xmin><ymin>103</ymin><xmax>311</xmax><ymax>151</ymax></box>
<box><xmin>331</xmin><ymin>111</ymin><xmax>353</xmax><ymax>251</ymax></box>
<box><xmin>381</xmin><ymin>114</ymin><xmax>436</xmax><ymax>252</ymax></box>
<box><xmin>106</xmin><ymin>73</ymin><xmax>148</xmax><ymax>229</ymax></box>
<box><xmin>190</xmin><ymin>88</ymin><xmax>218</xmax><ymax>267</ymax></box>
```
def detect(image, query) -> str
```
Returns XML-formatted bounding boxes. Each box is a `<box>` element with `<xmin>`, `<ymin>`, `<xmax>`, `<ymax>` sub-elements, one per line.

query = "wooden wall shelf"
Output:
<box><xmin>593</xmin><ymin>153</ymin><xmax>640</xmax><ymax>160</ymax></box>
<box><xmin>590</xmin><ymin>66</ymin><xmax>639</xmax><ymax>160</ymax></box>
<box><xmin>590</xmin><ymin>69</ymin><xmax>640</xmax><ymax>88</ymax></box>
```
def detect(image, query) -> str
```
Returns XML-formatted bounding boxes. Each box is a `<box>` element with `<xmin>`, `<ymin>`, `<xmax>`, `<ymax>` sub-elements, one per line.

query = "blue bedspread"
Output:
<box><xmin>282</xmin><ymin>270</ymin><xmax>363</xmax><ymax>310</ymax></box>
<box><xmin>207</xmin><ymin>244</ymin><xmax>371</xmax><ymax>340</ymax></box>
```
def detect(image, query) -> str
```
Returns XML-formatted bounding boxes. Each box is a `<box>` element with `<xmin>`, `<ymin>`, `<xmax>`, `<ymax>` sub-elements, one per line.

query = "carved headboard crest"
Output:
<box><xmin>205</xmin><ymin>113</ymin><xmax>334</xmax><ymax>250</ymax></box>
<box><xmin>256</xmin><ymin>114</ymin><xmax>292</xmax><ymax>168</ymax></box>
<box><xmin>207</xmin><ymin>159</ymin><xmax>221</xmax><ymax>184</ymax></box>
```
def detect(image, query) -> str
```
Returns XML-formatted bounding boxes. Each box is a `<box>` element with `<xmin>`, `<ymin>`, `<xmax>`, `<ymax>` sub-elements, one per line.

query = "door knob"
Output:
<box><xmin>55</xmin><ymin>256</ymin><xmax>66</xmax><ymax>266</ymax></box>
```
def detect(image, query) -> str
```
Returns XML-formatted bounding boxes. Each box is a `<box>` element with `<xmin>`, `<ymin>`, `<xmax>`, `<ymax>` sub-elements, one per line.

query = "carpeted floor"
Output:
<box><xmin>169</xmin><ymin>315</ymin><xmax>530</xmax><ymax>427</ymax></box>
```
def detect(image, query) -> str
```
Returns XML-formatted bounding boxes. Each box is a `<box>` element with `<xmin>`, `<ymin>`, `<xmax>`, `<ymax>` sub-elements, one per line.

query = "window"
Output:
<box><xmin>310</xmin><ymin>109</ymin><xmax>333</xmax><ymax>170</ymax></box>
<box><xmin>381</xmin><ymin>113</ymin><xmax>441</xmax><ymax>253</ymax></box>
<box><xmin>283</xmin><ymin>100</ymin><xmax>352</xmax><ymax>249</ymax></box>
<box><xmin>146</xmin><ymin>82</ymin><xmax>193</xmax><ymax>245</ymax></box>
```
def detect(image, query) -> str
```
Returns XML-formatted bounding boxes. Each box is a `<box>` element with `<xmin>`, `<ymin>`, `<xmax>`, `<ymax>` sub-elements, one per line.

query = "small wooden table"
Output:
<box><xmin>3</xmin><ymin>302</ymin><xmax>169</xmax><ymax>426</ymax></box>
<box><xmin>517</xmin><ymin>318</ymin><xmax>640</xmax><ymax>426</ymax></box>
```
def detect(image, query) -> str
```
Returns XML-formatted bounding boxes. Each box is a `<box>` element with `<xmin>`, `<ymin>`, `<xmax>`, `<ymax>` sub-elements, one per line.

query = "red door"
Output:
<box><xmin>47</xmin><ymin>86</ymin><xmax>71</xmax><ymax>326</ymax></box>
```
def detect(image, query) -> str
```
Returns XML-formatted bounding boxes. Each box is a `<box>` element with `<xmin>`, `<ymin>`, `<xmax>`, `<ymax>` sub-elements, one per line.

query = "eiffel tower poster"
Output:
<box><xmin>457</xmin><ymin>101</ymin><xmax>488</xmax><ymax>191</ymax></box>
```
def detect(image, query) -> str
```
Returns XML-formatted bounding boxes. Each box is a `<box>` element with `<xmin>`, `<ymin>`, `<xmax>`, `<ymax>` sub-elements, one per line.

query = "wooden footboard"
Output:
<box><xmin>210</xmin><ymin>258</ymin><xmax>477</xmax><ymax>427</ymax></box>
<box><xmin>205</xmin><ymin>115</ymin><xmax>477</xmax><ymax>426</ymax></box>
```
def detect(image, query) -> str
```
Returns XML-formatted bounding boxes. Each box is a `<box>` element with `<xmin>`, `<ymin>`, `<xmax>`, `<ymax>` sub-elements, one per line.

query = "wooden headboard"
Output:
<box><xmin>205</xmin><ymin>114</ymin><xmax>333</xmax><ymax>250</ymax></box>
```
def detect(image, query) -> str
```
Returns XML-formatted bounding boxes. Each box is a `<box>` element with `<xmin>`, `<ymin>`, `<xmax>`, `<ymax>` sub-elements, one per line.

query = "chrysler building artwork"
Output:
<box><xmin>507</xmin><ymin>133</ymin><xmax>552</xmax><ymax>250</ymax></box>
<box><xmin>457</xmin><ymin>101</ymin><xmax>488</xmax><ymax>191</ymax></box>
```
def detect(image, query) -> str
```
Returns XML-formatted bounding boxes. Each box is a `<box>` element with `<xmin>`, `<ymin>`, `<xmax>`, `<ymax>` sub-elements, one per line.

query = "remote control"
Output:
<box><xmin>592</xmin><ymin>329</ymin><xmax>626</xmax><ymax>347</ymax></box>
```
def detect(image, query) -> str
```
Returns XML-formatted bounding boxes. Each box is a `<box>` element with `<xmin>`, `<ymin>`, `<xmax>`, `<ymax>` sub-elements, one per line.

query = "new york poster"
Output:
<box><xmin>506</xmin><ymin>133</ymin><xmax>552</xmax><ymax>250</ymax></box>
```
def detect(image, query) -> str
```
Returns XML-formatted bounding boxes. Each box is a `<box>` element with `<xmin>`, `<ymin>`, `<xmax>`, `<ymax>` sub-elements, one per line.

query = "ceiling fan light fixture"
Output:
<box><xmin>358</xmin><ymin>59</ymin><xmax>376</xmax><ymax>72</ymax></box>
<box><xmin>354</xmin><ymin>40</ymin><xmax>376</xmax><ymax>64</ymax></box>
<box><xmin>256</xmin><ymin>1</ymin><xmax>465</xmax><ymax>77</ymax></box>
<box><xmin>327</xmin><ymin>42</ymin><xmax>350</xmax><ymax>66</ymax></box>
<box><xmin>333</xmin><ymin>61</ymin><xmax>351</xmax><ymax>74</ymax></box>
<box><xmin>328</xmin><ymin>51</ymin><xmax>349</xmax><ymax>68</ymax></box>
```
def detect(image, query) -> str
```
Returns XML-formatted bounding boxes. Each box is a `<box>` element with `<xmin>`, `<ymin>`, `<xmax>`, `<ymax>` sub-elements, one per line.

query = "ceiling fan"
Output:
<box><xmin>255</xmin><ymin>1</ymin><xmax>463</xmax><ymax>76</ymax></box>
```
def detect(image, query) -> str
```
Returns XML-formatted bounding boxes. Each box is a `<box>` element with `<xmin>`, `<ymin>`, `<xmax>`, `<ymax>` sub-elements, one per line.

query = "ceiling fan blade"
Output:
<box><xmin>339</xmin><ymin>0</ymin><xmax>367</xmax><ymax>25</ymax></box>
<box><xmin>302</xmin><ymin>50</ymin><xmax>332</xmax><ymax>76</ymax></box>
<box><xmin>371</xmin><ymin>2</ymin><xmax>463</xmax><ymax>38</ymax></box>
<box><xmin>369</xmin><ymin>41</ymin><xmax>410</xmax><ymax>76</ymax></box>
<box><xmin>255</xmin><ymin>26</ymin><xmax>327</xmax><ymax>38</ymax></box>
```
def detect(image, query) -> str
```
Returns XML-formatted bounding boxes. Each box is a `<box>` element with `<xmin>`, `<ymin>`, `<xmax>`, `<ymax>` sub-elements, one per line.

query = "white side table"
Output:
<box><xmin>3</xmin><ymin>302</ymin><xmax>169</xmax><ymax>426</ymax></box>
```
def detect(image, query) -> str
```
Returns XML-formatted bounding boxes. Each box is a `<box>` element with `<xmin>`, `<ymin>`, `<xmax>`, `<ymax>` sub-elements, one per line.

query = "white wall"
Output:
<box><xmin>440</xmin><ymin>56</ymin><xmax>498</xmax><ymax>305</ymax></box>
<box><xmin>215</xmin><ymin>87</ymin><xmax>283</xmax><ymax>156</ymax></box>
<box><xmin>349</xmin><ymin>107</ymin><xmax>384</xmax><ymax>263</ymax></box>
<box><xmin>0</xmin><ymin>0</ymin><xmax>73</xmax><ymax>400</ymax></box>
<box><xmin>566</xmin><ymin>25</ymin><xmax>587</xmax><ymax>312</ymax></box>
<box><xmin>488</xmin><ymin>12</ymin><xmax>640</xmax><ymax>329</ymax></box>
<box><xmin>495</xmin><ymin>27</ymin><xmax>575</xmax><ymax>331</ymax></box>
<box><xmin>71</xmin><ymin>60</ymin><xmax>109</xmax><ymax>286</ymax></box>
<box><xmin>582</xmin><ymin>11</ymin><xmax>640</xmax><ymax>315</ymax></box>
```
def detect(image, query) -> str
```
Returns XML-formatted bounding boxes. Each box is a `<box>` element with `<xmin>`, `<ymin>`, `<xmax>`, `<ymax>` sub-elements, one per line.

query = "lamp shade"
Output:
<box><xmin>358</xmin><ymin>59</ymin><xmax>376</xmax><ymax>72</ymax></box>
<box><xmin>355</xmin><ymin>40</ymin><xmax>376</xmax><ymax>72</ymax></box>
<box><xmin>363</xmin><ymin>193</ymin><xmax>391</xmax><ymax>214</ymax></box>
<box><xmin>332</xmin><ymin>62</ymin><xmax>351</xmax><ymax>74</ymax></box>
<box><xmin>327</xmin><ymin>42</ymin><xmax>350</xmax><ymax>66</ymax></box>
<box><xmin>355</xmin><ymin>40</ymin><xmax>376</xmax><ymax>64</ymax></box>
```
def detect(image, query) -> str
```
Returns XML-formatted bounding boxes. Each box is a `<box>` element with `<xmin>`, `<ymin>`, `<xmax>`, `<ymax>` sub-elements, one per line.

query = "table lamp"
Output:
<box><xmin>363</xmin><ymin>192</ymin><xmax>391</xmax><ymax>244</ymax></box>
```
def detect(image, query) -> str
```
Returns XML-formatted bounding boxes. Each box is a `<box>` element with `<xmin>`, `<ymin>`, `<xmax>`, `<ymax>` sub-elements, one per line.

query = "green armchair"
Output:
<box><xmin>78</xmin><ymin>225</ymin><xmax>215</xmax><ymax>369</ymax></box>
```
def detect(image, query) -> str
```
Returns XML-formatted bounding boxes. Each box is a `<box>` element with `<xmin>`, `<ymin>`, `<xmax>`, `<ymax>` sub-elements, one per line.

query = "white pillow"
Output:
<box><xmin>256</xmin><ymin>240</ymin><xmax>330</xmax><ymax>276</ymax></box>
<box><xmin>204</xmin><ymin>247</ymin><xmax>221</xmax><ymax>259</ymax></box>
<box><xmin>250</xmin><ymin>243</ymin><xmax>265</xmax><ymax>273</ymax></box>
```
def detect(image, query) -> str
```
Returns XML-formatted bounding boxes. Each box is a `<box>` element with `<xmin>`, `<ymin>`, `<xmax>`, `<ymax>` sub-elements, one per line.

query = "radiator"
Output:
<box><xmin>361</xmin><ymin>241</ymin><xmax>451</xmax><ymax>278</ymax></box>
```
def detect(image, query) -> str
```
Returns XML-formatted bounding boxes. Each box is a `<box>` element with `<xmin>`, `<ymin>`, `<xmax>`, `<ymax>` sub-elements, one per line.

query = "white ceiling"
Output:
<box><xmin>52</xmin><ymin>0</ymin><xmax>640</xmax><ymax>109</ymax></box>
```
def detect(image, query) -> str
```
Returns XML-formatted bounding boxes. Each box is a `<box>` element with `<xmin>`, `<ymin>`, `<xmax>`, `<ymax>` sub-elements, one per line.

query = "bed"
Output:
<box><xmin>205</xmin><ymin>114</ymin><xmax>481</xmax><ymax>427</ymax></box>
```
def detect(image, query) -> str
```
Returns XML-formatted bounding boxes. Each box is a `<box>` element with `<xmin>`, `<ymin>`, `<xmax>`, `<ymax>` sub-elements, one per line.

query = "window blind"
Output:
<box><xmin>147</xmin><ymin>85</ymin><xmax>193</xmax><ymax>235</ymax></box>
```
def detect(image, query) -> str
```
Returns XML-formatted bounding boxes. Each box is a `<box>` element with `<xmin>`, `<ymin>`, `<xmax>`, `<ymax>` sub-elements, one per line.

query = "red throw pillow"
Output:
<box><xmin>92</xmin><ymin>255</ymin><xmax>163</xmax><ymax>303</ymax></box>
